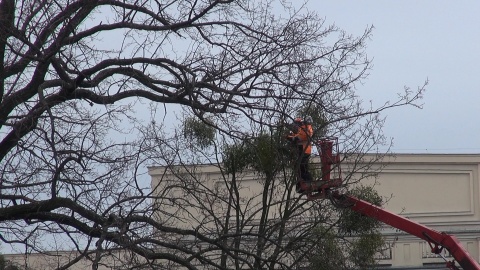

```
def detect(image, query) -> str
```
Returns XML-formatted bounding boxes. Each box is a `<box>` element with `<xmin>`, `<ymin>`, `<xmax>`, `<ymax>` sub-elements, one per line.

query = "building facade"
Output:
<box><xmin>357</xmin><ymin>154</ymin><xmax>480</xmax><ymax>269</ymax></box>
<box><xmin>4</xmin><ymin>154</ymin><xmax>480</xmax><ymax>269</ymax></box>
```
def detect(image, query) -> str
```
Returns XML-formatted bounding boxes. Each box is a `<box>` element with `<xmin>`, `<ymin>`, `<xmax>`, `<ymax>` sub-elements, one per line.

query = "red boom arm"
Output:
<box><xmin>311</xmin><ymin>138</ymin><xmax>480</xmax><ymax>269</ymax></box>
<box><xmin>332</xmin><ymin>193</ymin><xmax>480</xmax><ymax>270</ymax></box>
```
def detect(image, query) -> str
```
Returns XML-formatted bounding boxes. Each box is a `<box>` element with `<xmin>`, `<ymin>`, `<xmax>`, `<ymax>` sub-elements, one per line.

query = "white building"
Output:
<box><xmin>149</xmin><ymin>153</ymin><xmax>480</xmax><ymax>269</ymax></box>
<box><xmin>4</xmin><ymin>154</ymin><xmax>480</xmax><ymax>269</ymax></box>
<box><xmin>359</xmin><ymin>154</ymin><xmax>480</xmax><ymax>269</ymax></box>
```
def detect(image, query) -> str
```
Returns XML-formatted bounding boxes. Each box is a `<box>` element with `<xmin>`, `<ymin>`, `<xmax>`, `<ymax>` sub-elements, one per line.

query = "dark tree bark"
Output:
<box><xmin>0</xmin><ymin>0</ymin><xmax>425</xmax><ymax>269</ymax></box>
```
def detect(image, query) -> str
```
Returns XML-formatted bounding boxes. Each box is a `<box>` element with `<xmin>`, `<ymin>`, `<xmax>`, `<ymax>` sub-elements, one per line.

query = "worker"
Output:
<box><xmin>286</xmin><ymin>116</ymin><xmax>313</xmax><ymax>190</ymax></box>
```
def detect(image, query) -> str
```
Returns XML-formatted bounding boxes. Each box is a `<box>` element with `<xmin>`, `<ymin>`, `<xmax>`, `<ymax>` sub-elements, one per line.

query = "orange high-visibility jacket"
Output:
<box><xmin>288</xmin><ymin>123</ymin><xmax>313</xmax><ymax>154</ymax></box>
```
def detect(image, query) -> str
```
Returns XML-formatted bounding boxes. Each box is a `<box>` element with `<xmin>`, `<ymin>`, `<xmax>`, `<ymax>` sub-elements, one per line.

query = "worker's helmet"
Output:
<box><xmin>294</xmin><ymin>117</ymin><xmax>303</xmax><ymax>123</ymax></box>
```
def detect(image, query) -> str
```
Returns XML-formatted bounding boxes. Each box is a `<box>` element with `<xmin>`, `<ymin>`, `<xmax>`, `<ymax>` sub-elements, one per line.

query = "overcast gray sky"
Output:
<box><xmin>306</xmin><ymin>1</ymin><xmax>480</xmax><ymax>153</ymax></box>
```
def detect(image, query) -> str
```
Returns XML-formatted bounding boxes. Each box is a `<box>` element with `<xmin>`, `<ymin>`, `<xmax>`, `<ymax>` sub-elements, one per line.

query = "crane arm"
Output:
<box><xmin>331</xmin><ymin>193</ymin><xmax>480</xmax><ymax>270</ymax></box>
<box><xmin>311</xmin><ymin>138</ymin><xmax>480</xmax><ymax>269</ymax></box>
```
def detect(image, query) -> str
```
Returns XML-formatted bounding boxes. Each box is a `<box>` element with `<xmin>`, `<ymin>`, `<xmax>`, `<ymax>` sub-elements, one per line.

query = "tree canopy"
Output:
<box><xmin>0</xmin><ymin>0</ymin><xmax>424</xmax><ymax>269</ymax></box>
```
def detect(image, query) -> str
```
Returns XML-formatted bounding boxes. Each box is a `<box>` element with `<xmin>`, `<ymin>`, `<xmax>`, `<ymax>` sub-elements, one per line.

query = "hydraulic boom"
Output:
<box><xmin>330</xmin><ymin>192</ymin><xmax>480</xmax><ymax>270</ymax></box>
<box><xmin>301</xmin><ymin>138</ymin><xmax>480</xmax><ymax>270</ymax></box>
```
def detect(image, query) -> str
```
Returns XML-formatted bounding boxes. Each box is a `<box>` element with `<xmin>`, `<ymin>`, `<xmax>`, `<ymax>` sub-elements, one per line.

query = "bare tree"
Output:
<box><xmin>0</xmin><ymin>0</ymin><xmax>425</xmax><ymax>269</ymax></box>
<box><xmin>144</xmin><ymin>119</ymin><xmax>387</xmax><ymax>270</ymax></box>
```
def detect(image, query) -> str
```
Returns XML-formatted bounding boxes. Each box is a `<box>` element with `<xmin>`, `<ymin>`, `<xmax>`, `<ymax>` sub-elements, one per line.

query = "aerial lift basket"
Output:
<box><xmin>298</xmin><ymin>137</ymin><xmax>343</xmax><ymax>200</ymax></box>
